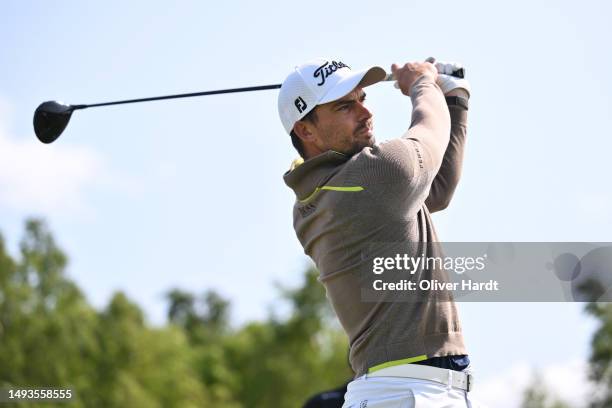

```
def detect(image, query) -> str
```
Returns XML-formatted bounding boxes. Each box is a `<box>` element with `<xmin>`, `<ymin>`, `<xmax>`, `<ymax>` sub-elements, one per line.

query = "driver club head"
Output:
<box><xmin>33</xmin><ymin>101</ymin><xmax>76</xmax><ymax>144</ymax></box>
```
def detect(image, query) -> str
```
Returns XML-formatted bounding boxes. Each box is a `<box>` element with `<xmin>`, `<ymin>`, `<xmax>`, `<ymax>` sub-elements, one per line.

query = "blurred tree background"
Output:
<box><xmin>0</xmin><ymin>218</ymin><xmax>351</xmax><ymax>407</ymax></box>
<box><xmin>583</xmin><ymin>298</ymin><xmax>612</xmax><ymax>407</ymax></box>
<box><xmin>1</xmin><ymin>219</ymin><xmax>610</xmax><ymax>407</ymax></box>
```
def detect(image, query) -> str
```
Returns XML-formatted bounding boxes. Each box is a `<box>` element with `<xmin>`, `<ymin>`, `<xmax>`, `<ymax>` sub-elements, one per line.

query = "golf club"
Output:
<box><xmin>33</xmin><ymin>67</ymin><xmax>464</xmax><ymax>144</ymax></box>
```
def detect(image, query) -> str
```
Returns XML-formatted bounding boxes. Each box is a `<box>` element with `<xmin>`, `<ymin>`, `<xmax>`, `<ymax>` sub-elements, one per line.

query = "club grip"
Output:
<box><xmin>451</xmin><ymin>67</ymin><xmax>465</xmax><ymax>78</ymax></box>
<box><xmin>384</xmin><ymin>67</ymin><xmax>464</xmax><ymax>82</ymax></box>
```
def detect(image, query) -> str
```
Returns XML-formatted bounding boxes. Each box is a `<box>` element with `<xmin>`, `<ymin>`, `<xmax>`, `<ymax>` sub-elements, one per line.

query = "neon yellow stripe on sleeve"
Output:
<box><xmin>299</xmin><ymin>186</ymin><xmax>364</xmax><ymax>204</ymax></box>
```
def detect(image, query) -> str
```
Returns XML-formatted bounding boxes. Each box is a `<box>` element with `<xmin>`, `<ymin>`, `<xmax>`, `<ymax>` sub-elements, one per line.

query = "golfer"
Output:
<box><xmin>279</xmin><ymin>58</ymin><xmax>479</xmax><ymax>407</ymax></box>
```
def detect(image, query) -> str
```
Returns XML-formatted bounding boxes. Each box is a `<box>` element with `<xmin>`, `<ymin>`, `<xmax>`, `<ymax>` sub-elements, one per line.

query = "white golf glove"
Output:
<box><xmin>434</xmin><ymin>60</ymin><xmax>470</xmax><ymax>98</ymax></box>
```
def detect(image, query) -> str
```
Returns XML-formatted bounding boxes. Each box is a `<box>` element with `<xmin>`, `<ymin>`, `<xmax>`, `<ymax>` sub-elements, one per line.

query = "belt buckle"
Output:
<box><xmin>466</xmin><ymin>373</ymin><xmax>473</xmax><ymax>392</ymax></box>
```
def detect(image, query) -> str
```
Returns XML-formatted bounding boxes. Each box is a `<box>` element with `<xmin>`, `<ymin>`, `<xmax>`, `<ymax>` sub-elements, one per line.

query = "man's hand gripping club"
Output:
<box><xmin>391</xmin><ymin>58</ymin><xmax>470</xmax><ymax>99</ymax></box>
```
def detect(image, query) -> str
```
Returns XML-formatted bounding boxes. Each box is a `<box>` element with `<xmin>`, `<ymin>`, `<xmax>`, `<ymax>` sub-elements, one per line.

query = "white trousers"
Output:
<box><xmin>342</xmin><ymin>368</ymin><xmax>485</xmax><ymax>408</ymax></box>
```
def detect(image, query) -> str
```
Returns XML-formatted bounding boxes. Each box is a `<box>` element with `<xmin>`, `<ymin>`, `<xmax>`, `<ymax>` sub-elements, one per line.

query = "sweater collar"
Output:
<box><xmin>283</xmin><ymin>150</ymin><xmax>350</xmax><ymax>201</ymax></box>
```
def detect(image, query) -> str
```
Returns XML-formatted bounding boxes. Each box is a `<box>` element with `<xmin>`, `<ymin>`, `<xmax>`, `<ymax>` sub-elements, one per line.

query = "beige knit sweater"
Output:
<box><xmin>283</xmin><ymin>75</ymin><xmax>469</xmax><ymax>377</ymax></box>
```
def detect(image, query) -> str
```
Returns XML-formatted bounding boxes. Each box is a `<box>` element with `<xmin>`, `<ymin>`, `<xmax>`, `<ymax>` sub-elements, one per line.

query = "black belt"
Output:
<box><xmin>412</xmin><ymin>354</ymin><xmax>470</xmax><ymax>372</ymax></box>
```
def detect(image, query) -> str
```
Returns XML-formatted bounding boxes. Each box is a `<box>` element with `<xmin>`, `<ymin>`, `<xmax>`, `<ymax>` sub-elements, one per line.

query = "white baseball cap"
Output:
<box><xmin>278</xmin><ymin>58</ymin><xmax>386</xmax><ymax>134</ymax></box>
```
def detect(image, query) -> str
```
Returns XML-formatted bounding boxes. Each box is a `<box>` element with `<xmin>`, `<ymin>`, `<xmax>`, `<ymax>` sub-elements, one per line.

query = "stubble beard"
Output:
<box><xmin>351</xmin><ymin>119</ymin><xmax>375</xmax><ymax>153</ymax></box>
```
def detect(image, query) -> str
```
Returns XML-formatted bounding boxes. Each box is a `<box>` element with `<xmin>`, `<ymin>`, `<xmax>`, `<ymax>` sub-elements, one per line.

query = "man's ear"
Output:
<box><xmin>293</xmin><ymin>120</ymin><xmax>317</xmax><ymax>143</ymax></box>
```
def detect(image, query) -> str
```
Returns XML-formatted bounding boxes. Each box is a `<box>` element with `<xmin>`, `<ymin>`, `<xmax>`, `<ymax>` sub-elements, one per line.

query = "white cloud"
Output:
<box><xmin>0</xmin><ymin>99</ymin><xmax>141</xmax><ymax>216</ymax></box>
<box><xmin>471</xmin><ymin>359</ymin><xmax>594</xmax><ymax>408</ymax></box>
<box><xmin>0</xmin><ymin>133</ymin><xmax>102</xmax><ymax>214</ymax></box>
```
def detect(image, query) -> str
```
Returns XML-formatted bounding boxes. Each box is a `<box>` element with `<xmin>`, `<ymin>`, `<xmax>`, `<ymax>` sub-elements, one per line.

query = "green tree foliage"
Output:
<box><xmin>0</xmin><ymin>220</ymin><xmax>100</xmax><ymax>407</ymax></box>
<box><xmin>0</xmin><ymin>220</ymin><xmax>208</xmax><ymax>407</ymax></box>
<box><xmin>569</xmin><ymin>268</ymin><xmax>612</xmax><ymax>408</ymax></box>
<box><xmin>0</xmin><ymin>219</ymin><xmax>351</xmax><ymax>407</ymax></box>
<box><xmin>583</xmin><ymin>301</ymin><xmax>612</xmax><ymax>408</ymax></box>
<box><xmin>166</xmin><ymin>288</ymin><xmax>230</xmax><ymax>343</ymax></box>
<box><xmin>165</xmin><ymin>268</ymin><xmax>352</xmax><ymax>407</ymax></box>
<box><xmin>219</xmin><ymin>269</ymin><xmax>352</xmax><ymax>407</ymax></box>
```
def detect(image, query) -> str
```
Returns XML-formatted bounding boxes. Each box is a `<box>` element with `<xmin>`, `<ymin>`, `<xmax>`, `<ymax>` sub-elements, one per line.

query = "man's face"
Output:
<box><xmin>309</xmin><ymin>87</ymin><xmax>374</xmax><ymax>156</ymax></box>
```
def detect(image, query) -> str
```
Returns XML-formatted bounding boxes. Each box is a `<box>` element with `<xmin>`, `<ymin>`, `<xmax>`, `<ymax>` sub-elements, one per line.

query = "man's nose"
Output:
<box><xmin>356</xmin><ymin>102</ymin><xmax>372</xmax><ymax>120</ymax></box>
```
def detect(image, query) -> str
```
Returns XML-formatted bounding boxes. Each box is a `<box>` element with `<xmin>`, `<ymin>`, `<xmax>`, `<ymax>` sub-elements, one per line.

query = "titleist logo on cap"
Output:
<box><xmin>313</xmin><ymin>61</ymin><xmax>350</xmax><ymax>86</ymax></box>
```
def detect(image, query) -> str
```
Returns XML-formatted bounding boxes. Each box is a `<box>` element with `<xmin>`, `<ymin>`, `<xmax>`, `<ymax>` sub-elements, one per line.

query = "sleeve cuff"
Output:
<box><xmin>445</xmin><ymin>96</ymin><xmax>469</xmax><ymax>111</ymax></box>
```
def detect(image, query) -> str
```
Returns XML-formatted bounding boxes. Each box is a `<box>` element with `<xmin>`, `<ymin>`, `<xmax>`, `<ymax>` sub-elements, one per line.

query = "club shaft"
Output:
<box><xmin>77</xmin><ymin>84</ymin><xmax>283</xmax><ymax>110</ymax></box>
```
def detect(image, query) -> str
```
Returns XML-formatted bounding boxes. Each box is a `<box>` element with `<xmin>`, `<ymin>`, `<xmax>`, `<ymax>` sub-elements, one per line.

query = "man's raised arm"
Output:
<box><xmin>425</xmin><ymin>91</ymin><xmax>469</xmax><ymax>212</ymax></box>
<box><xmin>424</xmin><ymin>64</ymin><xmax>471</xmax><ymax>213</ymax></box>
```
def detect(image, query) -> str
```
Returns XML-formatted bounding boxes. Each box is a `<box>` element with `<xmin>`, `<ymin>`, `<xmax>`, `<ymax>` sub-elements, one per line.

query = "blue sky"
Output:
<box><xmin>1</xmin><ymin>1</ymin><xmax>610</xmax><ymax>406</ymax></box>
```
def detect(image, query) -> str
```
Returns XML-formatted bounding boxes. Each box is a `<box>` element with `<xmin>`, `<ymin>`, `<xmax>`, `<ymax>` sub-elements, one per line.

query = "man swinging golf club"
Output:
<box><xmin>279</xmin><ymin>58</ymin><xmax>482</xmax><ymax>407</ymax></box>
